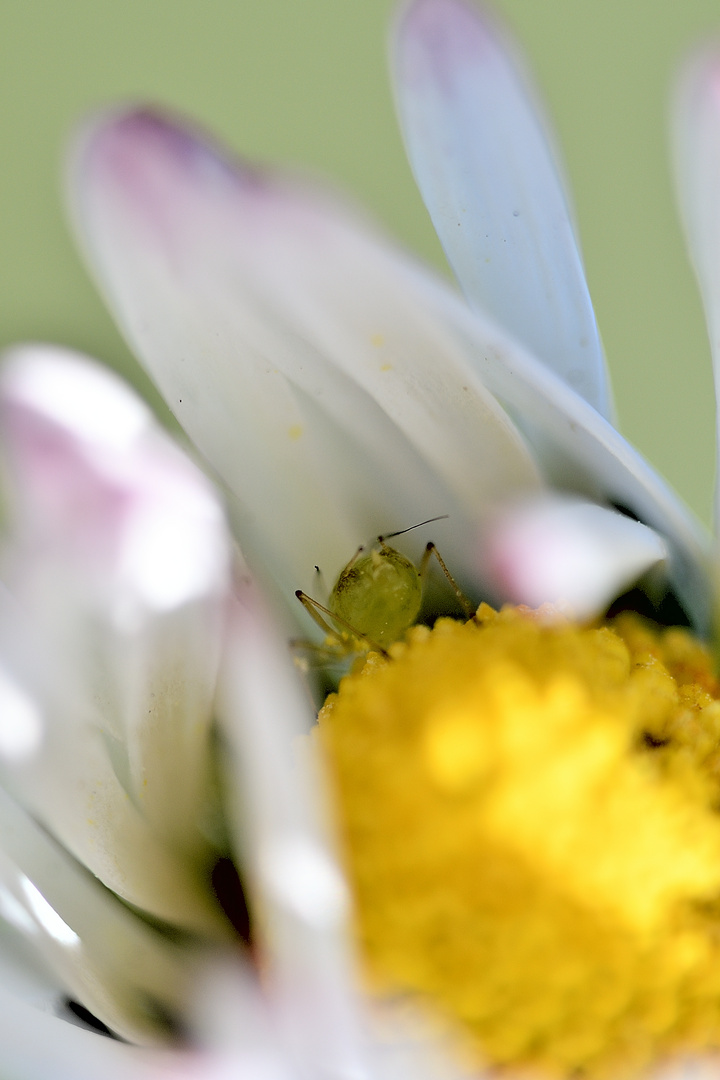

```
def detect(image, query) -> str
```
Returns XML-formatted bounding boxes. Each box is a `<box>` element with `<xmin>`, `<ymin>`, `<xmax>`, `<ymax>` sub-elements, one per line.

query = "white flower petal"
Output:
<box><xmin>672</xmin><ymin>48</ymin><xmax>720</xmax><ymax>539</ymax></box>
<box><xmin>0</xmin><ymin>665</ymin><xmax>44</xmax><ymax>761</ymax></box>
<box><xmin>69</xmin><ymin>107</ymin><xmax>543</xmax><ymax>600</ymax></box>
<box><xmin>0</xmin><ymin>911</ymin><xmax>71</xmax><ymax>1030</ymax></box>
<box><xmin>0</xmin><ymin>346</ymin><xmax>233</xmax><ymax>934</ymax></box>
<box><xmin>482</xmin><ymin>496</ymin><xmax>668</xmax><ymax>619</ymax></box>
<box><xmin>218</xmin><ymin>582</ymin><xmax>370</xmax><ymax>1080</ymax></box>
<box><xmin>653</xmin><ymin>1061</ymin><xmax>720</xmax><ymax>1080</ymax></box>
<box><xmin>1</xmin><ymin>345</ymin><xmax>230</xmax><ymax>614</ymax></box>
<box><xmin>412</xmin><ymin>277</ymin><xmax>713</xmax><ymax>632</ymax></box>
<box><xmin>0</xmin><ymin>990</ymin><xmax>174</xmax><ymax>1080</ymax></box>
<box><xmin>0</xmin><ymin>611</ymin><xmax>226</xmax><ymax>937</ymax></box>
<box><xmin>0</xmin><ymin>781</ymin><xmax>201</xmax><ymax>1044</ymax></box>
<box><xmin>393</xmin><ymin>0</ymin><xmax>612</xmax><ymax>418</ymax></box>
<box><xmin>218</xmin><ymin>587</ymin><xmax>495</xmax><ymax>1080</ymax></box>
<box><xmin>191</xmin><ymin>963</ymin><xmax>301</xmax><ymax>1080</ymax></box>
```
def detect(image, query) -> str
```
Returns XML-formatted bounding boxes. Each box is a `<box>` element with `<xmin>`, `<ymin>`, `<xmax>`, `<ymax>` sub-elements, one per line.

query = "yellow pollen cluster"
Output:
<box><xmin>317</xmin><ymin>605</ymin><xmax>720</xmax><ymax>1078</ymax></box>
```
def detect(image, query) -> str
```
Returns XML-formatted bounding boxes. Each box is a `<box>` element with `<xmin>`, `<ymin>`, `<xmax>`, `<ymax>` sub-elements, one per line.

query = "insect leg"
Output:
<box><xmin>296</xmin><ymin>590</ymin><xmax>343</xmax><ymax>637</ymax></box>
<box><xmin>420</xmin><ymin>543</ymin><xmax>475</xmax><ymax>619</ymax></box>
<box><xmin>294</xmin><ymin>591</ymin><xmax>389</xmax><ymax>658</ymax></box>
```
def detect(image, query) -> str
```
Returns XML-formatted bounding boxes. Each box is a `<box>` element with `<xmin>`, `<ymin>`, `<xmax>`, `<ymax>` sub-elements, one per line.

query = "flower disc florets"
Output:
<box><xmin>319</xmin><ymin>605</ymin><xmax>720</xmax><ymax>1078</ymax></box>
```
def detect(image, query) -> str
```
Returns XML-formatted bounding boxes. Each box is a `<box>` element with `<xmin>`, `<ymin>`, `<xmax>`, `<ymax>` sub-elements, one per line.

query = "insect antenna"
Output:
<box><xmin>378</xmin><ymin>515</ymin><xmax>449</xmax><ymax>543</ymax></box>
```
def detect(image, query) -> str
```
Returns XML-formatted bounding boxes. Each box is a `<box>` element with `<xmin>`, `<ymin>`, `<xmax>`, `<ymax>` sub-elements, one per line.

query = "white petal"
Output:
<box><xmin>0</xmin><ymin>781</ymin><xmax>201</xmax><ymax>1044</ymax></box>
<box><xmin>0</xmin><ymin>607</ymin><xmax>226</xmax><ymax>937</ymax></box>
<box><xmin>410</xmin><ymin>275</ymin><xmax>713</xmax><ymax>632</ymax></box>
<box><xmin>482</xmin><ymin>496</ymin><xmax>668</xmax><ymax>619</ymax></box>
<box><xmin>192</xmin><ymin>963</ymin><xmax>304</xmax><ymax>1080</ymax></box>
<box><xmin>218</xmin><ymin>587</ymin><xmax>487</xmax><ymax>1080</ymax></box>
<box><xmin>652</xmin><ymin>1062</ymin><xmax>720</xmax><ymax>1080</ymax></box>
<box><xmin>0</xmin><ymin>990</ymin><xmax>173</xmax><ymax>1080</ymax></box>
<box><xmin>672</xmin><ymin>48</ymin><xmax>720</xmax><ymax>539</ymax></box>
<box><xmin>393</xmin><ymin>0</ymin><xmax>613</xmax><ymax>418</ymax></box>
<box><xmin>1</xmin><ymin>345</ymin><xmax>230</xmax><ymax>614</ymax></box>
<box><xmin>0</xmin><ymin>346</ymin><xmax>232</xmax><ymax>934</ymax></box>
<box><xmin>217</xmin><ymin>583</ymin><xmax>370</xmax><ymax>1080</ymax></box>
<box><xmin>68</xmin><ymin>107</ymin><xmax>543</xmax><ymax>600</ymax></box>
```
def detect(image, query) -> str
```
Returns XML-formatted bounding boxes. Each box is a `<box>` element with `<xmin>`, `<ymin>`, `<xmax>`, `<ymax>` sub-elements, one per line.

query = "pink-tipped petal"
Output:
<box><xmin>673</xmin><ymin>48</ymin><xmax>720</xmax><ymax>541</ymax></box>
<box><xmin>0</xmin><ymin>346</ymin><xmax>233</xmax><ymax>935</ymax></box>
<box><xmin>393</xmin><ymin>0</ymin><xmax>612</xmax><ymax>417</ymax></box>
<box><xmin>69</xmin><ymin>106</ymin><xmax>542</xmax><ymax>598</ymax></box>
<box><xmin>1</xmin><ymin>345</ymin><xmax>229</xmax><ymax>614</ymax></box>
<box><xmin>483</xmin><ymin>497</ymin><xmax>668</xmax><ymax>619</ymax></box>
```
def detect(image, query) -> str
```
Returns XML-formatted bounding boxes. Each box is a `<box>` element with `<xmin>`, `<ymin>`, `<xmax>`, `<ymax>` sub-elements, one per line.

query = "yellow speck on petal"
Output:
<box><xmin>379</xmin><ymin>363</ymin><xmax>393</xmax><ymax>372</ymax></box>
<box><xmin>318</xmin><ymin>607</ymin><xmax>720</xmax><ymax>1078</ymax></box>
<box><xmin>370</xmin><ymin>333</ymin><xmax>385</xmax><ymax>347</ymax></box>
<box><xmin>288</xmin><ymin>424</ymin><xmax>303</xmax><ymax>441</ymax></box>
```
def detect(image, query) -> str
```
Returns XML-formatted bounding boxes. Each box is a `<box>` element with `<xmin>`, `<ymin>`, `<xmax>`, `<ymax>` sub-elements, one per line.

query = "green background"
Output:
<box><xmin>1</xmin><ymin>0</ymin><xmax>719</xmax><ymax>524</ymax></box>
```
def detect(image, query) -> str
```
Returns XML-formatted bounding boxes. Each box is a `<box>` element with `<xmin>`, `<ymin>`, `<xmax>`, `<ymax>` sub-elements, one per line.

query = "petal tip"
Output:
<box><xmin>395</xmin><ymin>0</ymin><xmax>498</xmax><ymax>85</ymax></box>
<box><xmin>69</xmin><ymin>104</ymin><xmax>269</xmax><ymax>239</ymax></box>
<box><xmin>480</xmin><ymin>498</ymin><xmax>668</xmax><ymax>620</ymax></box>
<box><xmin>678</xmin><ymin>43</ymin><xmax>720</xmax><ymax>97</ymax></box>
<box><xmin>76</xmin><ymin>105</ymin><xmax>222</xmax><ymax>182</ymax></box>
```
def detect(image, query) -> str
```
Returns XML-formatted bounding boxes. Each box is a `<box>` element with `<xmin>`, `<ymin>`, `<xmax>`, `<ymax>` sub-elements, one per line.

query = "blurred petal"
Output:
<box><xmin>0</xmin><ymin>988</ymin><xmax>179</xmax><ymax>1080</ymax></box>
<box><xmin>1</xmin><ymin>345</ymin><xmax>229</xmax><ymax>613</ymax></box>
<box><xmin>0</xmin><ymin>346</ymin><xmax>232</xmax><ymax>934</ymax></box>
<box><xmin>0</xmin><ymin>780</ymin><xmax>201</xmax><ymax>1043</ymax></box>
<box><xmin>653</xmin><ymin>1062</ymin><xmax>720</xmax><ymax>1080</ymax></box>
<box><xmin>218</xmin><ymin>585</ymin><xmax>502</xmax><ymax>1080</ymax></box>
<box><xmin>410</xmin><ymin>277</ymin><xmax>713</xmax><ymax>632</ymax></box>
<box><xmin>393</xmin><ymin>0</ymin><xmax>612</xmax><ymax>417</ymax></box>
<box><xmin>191</xmin><ymin>963</ymin><xmax>301</xmax><ymax>1080</ymax></box>
<box><xmin>672</xmin><ymin>48</ymin><xmax>720</xmax><ymax>539</ymax></box>
<box><xmin>217</xmin><ymin>581</ymin><xmax>370</xmax><ymax>1080</ymax></box>
<box><xmin>69</xmin><ymin>107</ymin><xmax>543</xmax><ymax>599</ymax></box>
<box><xmin>482</xmin><ymin>496</ymin><xmax>668</xmax><ymax>618</ymax></box>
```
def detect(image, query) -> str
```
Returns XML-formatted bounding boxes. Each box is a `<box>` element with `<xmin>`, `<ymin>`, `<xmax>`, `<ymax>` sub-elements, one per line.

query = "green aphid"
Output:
<box><xmin>295</xmin><ymin>517</ymin><xmax>472</xmax><ymax>661</ymax></box>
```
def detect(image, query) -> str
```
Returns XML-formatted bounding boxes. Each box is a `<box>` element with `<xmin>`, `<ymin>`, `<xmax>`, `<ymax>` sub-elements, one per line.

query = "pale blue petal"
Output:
<box><xmin>412</xmin><ymin>273</ymin><xmax>712</xmax><ymax>632</ymax></box>
<box><xmin>393</xmin><ymin>0</ymin><xmax>613</xmax><ymax>418</ymax></box>
<box><xmin>673</xmin><ymin>48</ymin><xmax>720</xmax><ymax>542</ymax></box>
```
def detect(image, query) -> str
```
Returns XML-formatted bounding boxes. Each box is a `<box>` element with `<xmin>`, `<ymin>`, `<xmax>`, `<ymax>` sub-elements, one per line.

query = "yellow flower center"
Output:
<box><xmin>318</xmin><ymin>604</ymin><xmax>720</xmax><ymax>1078</ymax></box>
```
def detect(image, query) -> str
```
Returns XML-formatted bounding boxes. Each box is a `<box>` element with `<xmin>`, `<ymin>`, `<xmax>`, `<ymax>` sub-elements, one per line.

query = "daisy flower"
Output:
<box><xmin>2</xmin><ymin>0</ymin><xmax>720</xmax><ymax>1077</ymax></box>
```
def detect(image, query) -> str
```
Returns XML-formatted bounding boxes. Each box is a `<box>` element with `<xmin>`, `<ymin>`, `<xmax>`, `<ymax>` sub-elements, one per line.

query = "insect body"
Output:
<box><xmin>328</xmin><ymin>541</ymin><xmax>422</xmax><ymax>649</ymax></box>
<box><xmin>295</xmin><ymin>517</ymin><xmax>472</xmax><ymax>662</ymax></box>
